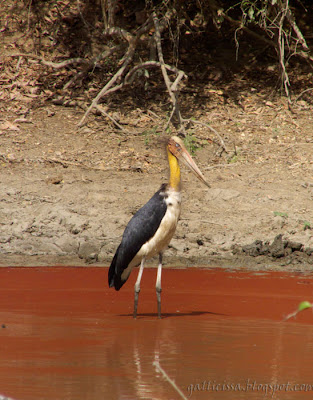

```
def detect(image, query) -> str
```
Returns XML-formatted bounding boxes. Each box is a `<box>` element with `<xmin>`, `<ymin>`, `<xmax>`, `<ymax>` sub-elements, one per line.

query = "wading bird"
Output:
<box><xmin>108</xmin><ymin>136</ymin><xmax>209</xmax><ymax>318</ymax></box>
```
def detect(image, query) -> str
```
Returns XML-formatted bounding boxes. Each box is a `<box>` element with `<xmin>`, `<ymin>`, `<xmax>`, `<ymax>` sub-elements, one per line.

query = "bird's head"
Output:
<box><xmin>167</xmin><ymin>136</ymin><xmax>210</xmax><ymax>188</ymax></box>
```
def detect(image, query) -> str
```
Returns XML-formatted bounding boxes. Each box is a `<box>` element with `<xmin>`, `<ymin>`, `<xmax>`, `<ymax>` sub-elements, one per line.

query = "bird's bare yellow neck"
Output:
<box><xmin>167</xmin><ymin>149</ymin><xmax>181</xmax><ymax>191</ymax></box>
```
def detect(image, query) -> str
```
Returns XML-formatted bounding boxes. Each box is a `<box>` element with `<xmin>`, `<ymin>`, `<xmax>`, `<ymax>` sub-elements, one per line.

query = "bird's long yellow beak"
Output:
<box><xmin>167</xmin><ymin>136</ymin><xmax>210</xmax><ymax>189</ymax></box>
<box><xmin>179</xmin><ymin>147</ymin><xmax>210</xmax><ymax>188</ymax></box>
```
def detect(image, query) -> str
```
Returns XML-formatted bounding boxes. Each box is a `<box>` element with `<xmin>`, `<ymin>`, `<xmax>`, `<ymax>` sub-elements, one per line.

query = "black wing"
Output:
<box><xmin>108</xmin><ymin>184</ymin><xmax>168</xmax><ymax>290</ymax></box>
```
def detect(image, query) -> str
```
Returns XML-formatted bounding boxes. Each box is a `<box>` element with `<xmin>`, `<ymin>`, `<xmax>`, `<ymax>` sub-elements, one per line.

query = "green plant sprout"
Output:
<box><xmin>184</xmin><ymin>132</ymin><xmax>199</xmax><ymax>155</ymax></box>
<box><xmin>303</xmin><ymin>221</ymin><xmax>311</xmax><ymax>231</ymax></box>
<box><xmin>141</xmin><ymin>126</ymin><xmax>160</xmax><ymax>145</ymax></box>
<box><xmin>228</xmin><ymin>154</ymin><xmax>239</xmax><ymax>164</ymax></box>
<box><xmin>273</xmin><ymin>211</ymin><xmax>288</xmax><ymax>218</ymax></box>
<box><xmin>284</xmin><ymin>301</ymin><xmax>313</xmax><ymax>321</ymax></box>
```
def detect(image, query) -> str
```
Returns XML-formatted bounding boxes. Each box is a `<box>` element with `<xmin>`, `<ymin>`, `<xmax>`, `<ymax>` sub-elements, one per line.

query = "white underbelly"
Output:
<box><xmin>129</xmin><ymin>189</ymin><xmax>181</xmax><ymax>269</ymax></box>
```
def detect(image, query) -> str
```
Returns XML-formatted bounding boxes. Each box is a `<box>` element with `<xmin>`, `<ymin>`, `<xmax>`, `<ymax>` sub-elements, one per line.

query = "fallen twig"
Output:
<box><xmin>11</xmin><ymin>53</ymin><xmax>90</xmax><ymax>69</ymax></box>
<box><xmin>153</xmin><ymin>360</ymin><xmax>188</xmax><ymax>400</ymax></box>
<box><xmin>147</xmin><ymin>109</ymin><xmax>162</xmax><ymax>120</ymax></box>
<box><xmin>94</xmin><ymin>104</ymin><xmax>131</xmax><ymax>133</ymax></box>
<box><xmin>284</xmin><ymin>301</ymin><xmax>313</xmax><ymax>321</ymax></box>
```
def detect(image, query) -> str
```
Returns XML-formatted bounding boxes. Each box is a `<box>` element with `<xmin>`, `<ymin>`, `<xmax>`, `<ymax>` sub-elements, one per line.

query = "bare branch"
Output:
<box><xmin>108</xmin><ymin>0</ymin><xmax>117</xmax><ymax>27</ymax></box>
<box><xmin>277</xmin><ymin>0</ymin><xmax>291</xmax><ymax>102</ymax></box>
<box><xmin>279</xmin><ymin>0</ymin><xmax>309</xmax><ymax>51</ymax></box>
<box><xmin>103</xmin><ymin>26</ymin><xmax>133</xmax><ymax>42</ymax></box>
<box><xmin>11</xmin><ymin>53</ymin><xmax>90</xmax><ymax>69</ymax></box>
<box><xmin>152</xmin><ymin>12</ymin><xmax>187</xmax><ymax>133</ymax></box>
<box><xmin>163</xmin><ymin>107</ymin><xmax>176</xmax><ymax>133</ymax></box>
<box><xmin>11</xmin><ymin>44</ymin><xmax>123</xmax><ymax>70</ymax></box>
<box><xmin>221</xmin><ymin>13</ymin><xmax>277</xmax><ymax>49</ymax></box>
<box><xmin>78</xmin><ymin>16</ymin><xmax>155</xmax><ymax>127</ymax></box>
<box><xmin>295</xmin><ymin>88</ymin><xmax>313</xmax><ymax>102</ymax></box>
<box><xmin>78</xmin><ymin>59</ymin><xmax>128</xmax><ymax>127</ymax></box>
<box><xmin>125</xmin><ymin>61</ymin><xmax>183</xmax><ymax>84</ymax></box>
<box><xmin>171</xmin><ymin>70</ymin><xmax>186</xmax><ymax>92</ymax></box>
<box><xmin>101</xmin><ymin>0</ymin><xmax>108</xmax><ymax>30</ymax></box>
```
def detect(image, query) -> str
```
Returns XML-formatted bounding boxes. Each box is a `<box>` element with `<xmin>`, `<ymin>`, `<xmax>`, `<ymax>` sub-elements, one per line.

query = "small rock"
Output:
<box><xmin>286</xmin><ymin>240</ymin><xmax>303</xmax><ymax>252</ymax></box>
<box><xmin>273</xmin><ymin>215</ymin><xmax>286</xmax><ymax>229</ymax></box>
<box><xmin>304</xmin><ymin>247</ymin><xmax>313</xmax><ymax>256</ymax></box>
<box><xmin>46</xmin><ymin>109</ymin><xmax>55</xmax><ymax>117</ymax></box>
<box><xmin>7</xmin><ymin>153</ymin><xmax>16</xmax><ymax>162</ymax></box>
<box><xmin>242</xmin><ymin>240</ymin><xmax>267</xmax><ymax>257</ymax></box>
<box><xmin>269</xmin><ymin>234</ymin><xmax>286</xmax><ymax>258</ymax></box>
<box><xmin>78</xmin><ymin>242</ymin><xmax>99</xmax><ymax>263</ymax></box>
<box><xmin>55</xmin><ymin>236</ymin><xmax>78</xmax><ymax>254</ymax></box>
<box><xmin>45</xmin><ymin>175</ymin><xmax>63</xmax><ymax>185</ymax></box>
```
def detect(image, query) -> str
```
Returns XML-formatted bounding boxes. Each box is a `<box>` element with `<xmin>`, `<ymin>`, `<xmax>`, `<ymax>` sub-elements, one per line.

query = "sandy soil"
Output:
<box><xmin>1</xmin><ymin>97</ymin><xmax>313</xmax><ymax>271</ymax></box>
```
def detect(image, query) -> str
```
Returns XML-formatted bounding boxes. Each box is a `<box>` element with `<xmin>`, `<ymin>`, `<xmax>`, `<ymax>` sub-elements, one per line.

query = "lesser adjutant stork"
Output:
<box><xmin>108</xmin><ymin>136</ymin><xmax>209</xmax><ymax>318</ymax></box>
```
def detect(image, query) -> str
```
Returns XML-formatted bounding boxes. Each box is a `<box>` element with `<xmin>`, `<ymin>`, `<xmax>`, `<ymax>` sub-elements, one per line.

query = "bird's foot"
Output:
<box><xmin>133</xmin><ymin>288</ymin><xmax>140</xmax><ymax>319</ymax></box>
<box><xmin>156</xmin><ymin>287</ymin><xmax>162</xmax><ymax>319</ymax></box>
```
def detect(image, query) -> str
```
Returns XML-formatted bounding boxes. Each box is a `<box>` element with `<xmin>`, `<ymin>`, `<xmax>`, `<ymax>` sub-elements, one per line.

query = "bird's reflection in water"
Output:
<box><xmin>106</xmin><ymin>318</ymin><xmax>183</xmax><ymax>399</ymax></box>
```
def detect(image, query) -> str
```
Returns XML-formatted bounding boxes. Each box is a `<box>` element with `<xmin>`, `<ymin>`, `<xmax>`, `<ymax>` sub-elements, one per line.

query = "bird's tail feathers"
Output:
<box><xmin>108</xmin><ymin>249</ymin><xmax>126</xmax><ymax>291</ymax></box>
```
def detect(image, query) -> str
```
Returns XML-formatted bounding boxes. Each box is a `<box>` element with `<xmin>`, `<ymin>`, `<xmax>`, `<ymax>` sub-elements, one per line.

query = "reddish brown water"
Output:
<box><xmin>1</xmin><ymin>267</ymin><xmax>313</xmax><ymax>400</ymax></box>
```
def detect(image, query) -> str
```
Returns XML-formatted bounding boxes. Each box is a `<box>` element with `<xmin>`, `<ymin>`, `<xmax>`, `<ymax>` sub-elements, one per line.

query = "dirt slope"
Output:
<box><xmin>1</xmin><ymin>99</ymin><xmax>313</xmax><ymax>271</ymax></box>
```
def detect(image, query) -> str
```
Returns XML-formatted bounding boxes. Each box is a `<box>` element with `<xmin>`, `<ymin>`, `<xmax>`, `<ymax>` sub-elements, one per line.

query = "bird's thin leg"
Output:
<box><xmin>134</xmin><ymin>258</ymin><xmax>145</xmax><ymax>319</ymax></box>
<box><xmin>156</xmin><ymin>253</ymin><xmax>163</xmax><ymax>319</ymax></box>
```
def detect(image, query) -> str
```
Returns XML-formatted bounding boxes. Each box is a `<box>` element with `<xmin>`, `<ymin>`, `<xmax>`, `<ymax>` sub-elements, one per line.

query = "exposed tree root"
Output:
<box><xmin>4</xmin><ymin>0</ymin><xmax>312</xmax><ymax>146</ymax></box>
